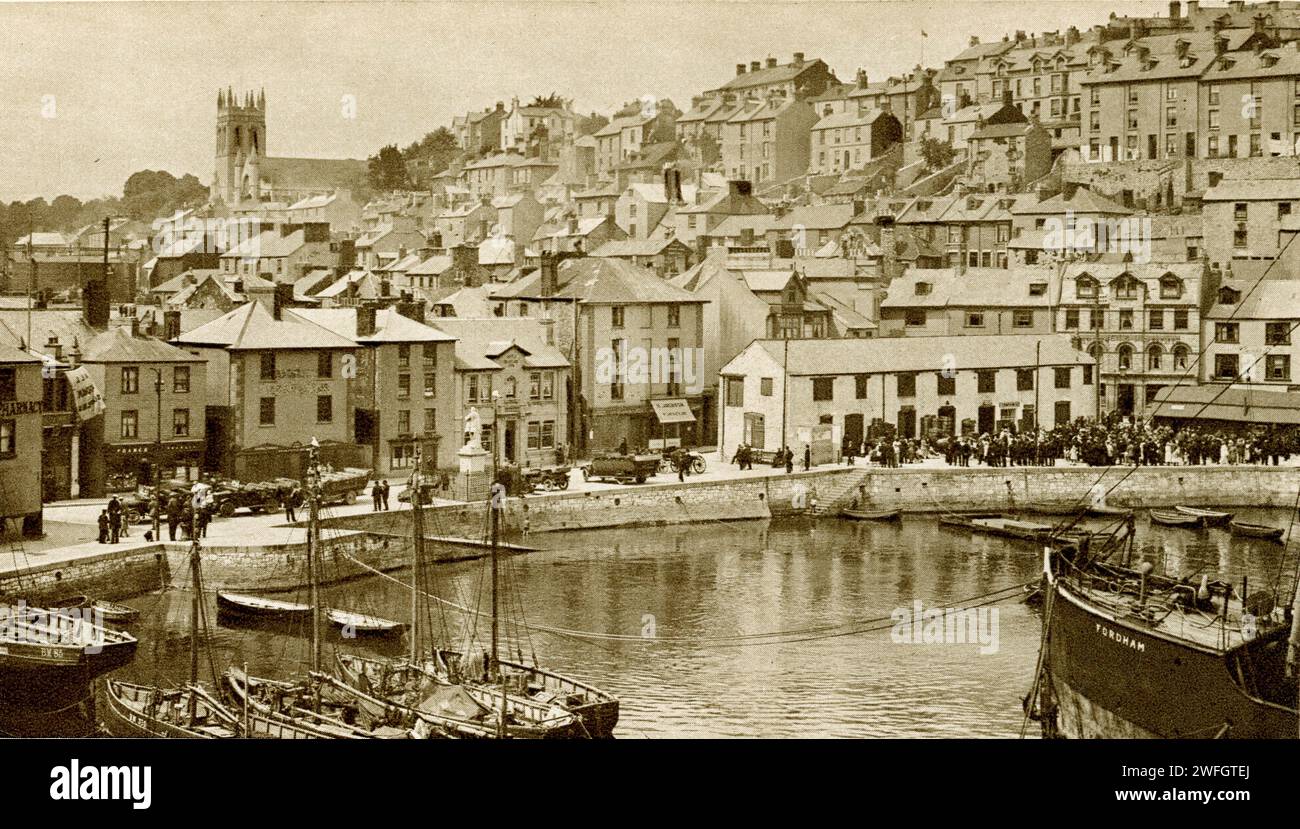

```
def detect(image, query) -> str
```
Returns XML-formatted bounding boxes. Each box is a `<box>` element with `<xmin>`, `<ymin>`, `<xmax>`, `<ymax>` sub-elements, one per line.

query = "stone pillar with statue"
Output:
<box><xmin>456</xmin><ymin>407</ymin><xmax>491</xmax><ymax>501</ymax></box>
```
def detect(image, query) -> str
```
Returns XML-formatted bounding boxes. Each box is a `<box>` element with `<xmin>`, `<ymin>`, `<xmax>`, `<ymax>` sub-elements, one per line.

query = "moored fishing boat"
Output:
<box><xmin>1228</xmin><ymin>521</ymin><xmax>1285</xmax><ymax>541</ymax></box>
<box><xmin>0</xmin><ymin>605</ymin><xmax>138</xmax><ymax>713</ymax></box>
<box><xmin>1150</xmin><ymin>509</ymin><xmax>1204</xmax><ymax>528</ymax></box>
<box><xmin>102</xmin><ymin>681</ymin><xmax>240</xmax><ymax>738</ymax></box>
<box><xmin>1175</xmin><ymin>505</ymin><xmax>1234</xmax><ymax>525</ymax></box>
<box><xmin>93</xmin><ymin>599</ymin><xmax>140</xmax><ymax>624</ymax></box>
<box><xmin>326</xmin><ymin>607</ymin><xmax>405</xmax><ymax>636</ymax></box>
<box><xmin>222</xmin><ymin>666</ymin><xmax>409</xmax><ymax>738</ymax></box>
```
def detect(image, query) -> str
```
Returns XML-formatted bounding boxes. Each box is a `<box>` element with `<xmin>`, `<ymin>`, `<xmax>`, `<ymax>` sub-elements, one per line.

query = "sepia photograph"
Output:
<box><xmin>0</xmin><ymin>0</ymin><xmax>1296</xmax><ymax>810</ymax></box>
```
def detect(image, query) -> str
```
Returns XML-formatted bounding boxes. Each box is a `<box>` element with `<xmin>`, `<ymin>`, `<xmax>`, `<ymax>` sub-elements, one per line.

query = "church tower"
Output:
<box><xmin>212</xmin><ymin>88</ymin><xmax>266</xmax><ymax>204</ymax></box>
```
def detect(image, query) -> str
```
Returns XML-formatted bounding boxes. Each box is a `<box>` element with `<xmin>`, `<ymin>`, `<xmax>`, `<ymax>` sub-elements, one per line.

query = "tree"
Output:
<box><xmin>919</xmin><ymin>138</ymin><xmax>957</xmax><ymax>171</ymax></box>
<box><xmin>367</xmin><ymin>144</ymin><xmax>409</xmax><ymax>192</ymax></box>
<box><xmin>528</xmin><ymin>93</ymin><xmax>564</xmax><ymax>109</ymax></box>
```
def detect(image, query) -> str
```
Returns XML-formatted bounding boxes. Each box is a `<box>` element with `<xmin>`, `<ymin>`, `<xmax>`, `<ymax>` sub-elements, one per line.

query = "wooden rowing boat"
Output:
<box><xmin>839</xmin><ymin>507</ymin><xmax>902</xmax><ymax>521</ymax></box>
<box><xmin>1228</xmin><ymin>521</ymin><xmax>1285</xmax><ymax>541</ymax></box>
<box><xmin>92</xmin><ymin>600</ymin><xmax>140</xmax><ymax>624</ymax></box>
<box><xmin>1150</xmin><ymin>509</ymin><xmax>1204</xmax><ymax>528</ymax></box>
<box><xmin>222</xmin><ymin>666</ymin><xmax>409</xmax><ymax>738</ymax></box>
<box><xmin>216</xmin><ymin>591</ymin><xmax>312</xmax><ymax>620</ymax></box>
<box><xmin>1086</xmin><ymin>504</ymin><xmax>1134</xmax><ymax>517</ymax></box>
<box><xmin>1174</xmin><ymin>505</ymin><xmax>1233</xmax><ymax>525</ymax></box>
<box><xmin>325</xmin><ymin>607</ymin><xmax>405</xmax><ymax>636</ymax></box>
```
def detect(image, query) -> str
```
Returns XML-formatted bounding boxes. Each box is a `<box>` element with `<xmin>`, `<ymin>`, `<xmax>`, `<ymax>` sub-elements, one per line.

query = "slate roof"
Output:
<box><xmin>174</xmin><ymin>301</ymin><xmax>356</xmax><ymax>350</ymax></box>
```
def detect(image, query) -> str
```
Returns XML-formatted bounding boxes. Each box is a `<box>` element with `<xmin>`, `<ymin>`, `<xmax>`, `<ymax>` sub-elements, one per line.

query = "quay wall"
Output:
<box><xmin>9</xmin><ymin>465</ymin><xmax>1296</xmax><ymax>601</ymax></box>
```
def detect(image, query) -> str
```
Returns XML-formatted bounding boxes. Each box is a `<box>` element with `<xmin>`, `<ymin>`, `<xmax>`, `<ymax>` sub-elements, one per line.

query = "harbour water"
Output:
<box><xmin>118</xmin><ymin>510</ymin><xmax>1295</xmax><ymax>738</ymax></box>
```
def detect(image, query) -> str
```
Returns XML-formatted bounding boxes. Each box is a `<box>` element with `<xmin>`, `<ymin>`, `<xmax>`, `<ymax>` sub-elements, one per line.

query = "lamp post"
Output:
<box><xmin>491</xmin><ymin>389</ymin><xmax>501</xmax><ymax>485</ymax></box>
<box><xmin>151</xmin><ymin>368</ymin><xmax>163</xmax><ymax>541</ymax></box>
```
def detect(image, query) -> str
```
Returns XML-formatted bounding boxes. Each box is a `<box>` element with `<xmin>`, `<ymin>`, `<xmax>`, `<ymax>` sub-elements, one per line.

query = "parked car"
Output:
<box><xmin>580</xmin><ymin>453</ymin><xmax>660</xmax><ymax>485</ymax></box>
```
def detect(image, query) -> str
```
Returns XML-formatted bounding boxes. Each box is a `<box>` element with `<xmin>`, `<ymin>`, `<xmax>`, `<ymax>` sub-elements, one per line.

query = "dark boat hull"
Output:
<box><xmin>839</xmin><ymin>508</ymin><xmax>902</xmax><ymax>521</ymax></box>
<box><xmin>0</xmin><ymin>638</ymin><xmax>138</xmax><ymax>712</ymax></box>
<box><xmin>1044</xmin><ymin>580</ymin><xmax>1297</xmax><ymax>738</ymax></box>
<box><xmin>100</xmin><ymin>680</ymin><xmax>238</xmax><ymax>738</ymax></box>
<box><xmin>216</xmin><ymin>592</ymin><xmax>312</xmax><ymax>620</ymax></box>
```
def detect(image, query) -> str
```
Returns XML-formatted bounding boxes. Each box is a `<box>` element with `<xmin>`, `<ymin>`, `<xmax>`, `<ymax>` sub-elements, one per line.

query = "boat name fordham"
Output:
<box><xmin>1095</xmin><ymin>622</ymin><xmax>1146</xmax><ymax>652</ymax></box>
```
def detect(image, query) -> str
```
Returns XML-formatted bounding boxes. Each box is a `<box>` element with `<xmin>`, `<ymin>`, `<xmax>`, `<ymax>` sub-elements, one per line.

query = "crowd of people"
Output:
<box><xmin>735</xmin><ymin>416</ymin><xmax>1300</xmax><ymax>472</ymax></box>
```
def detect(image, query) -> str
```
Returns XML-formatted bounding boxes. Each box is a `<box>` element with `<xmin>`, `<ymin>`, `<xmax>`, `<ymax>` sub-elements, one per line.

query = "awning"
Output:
<box><xmin>651</xmin><ymin>398</ymin><xmax>696</xmax><ymax>425</ymax></box>
<box><xmin>1149</xmin><ymin>385</ymin><xmax>1300</xmax><ymax>426</ymax></box>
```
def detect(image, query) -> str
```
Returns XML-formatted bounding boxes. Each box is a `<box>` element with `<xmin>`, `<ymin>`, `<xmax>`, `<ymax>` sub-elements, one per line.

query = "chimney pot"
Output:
<box><xmin>766</xmin><ymin>56</ymin><xmax>778</xmax><ymax>69</ymax></box>
<box><xmin>750</xmin><ymin>61</ymin><xmax>761</xmax><ymax>72</ymax></box>
<box><xmin>736</xmin><ymin>63</ymin><xmax>746</xmax><ymax>75</ymax></box>
<box><xmin>793</xmin><ymin>52</ymin><xmax>805</xmax><ymax>67</ymax></box>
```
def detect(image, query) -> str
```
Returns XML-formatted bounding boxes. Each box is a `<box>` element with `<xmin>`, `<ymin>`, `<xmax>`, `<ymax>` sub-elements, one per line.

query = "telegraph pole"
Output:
<box><xmin>1093</xmin><ymin>290</ymin><xmax>1103</xmax><ymax>421</ymax></box>
<box><xmin>152</xmin><ymin>369</ymin><xmax>163</xmax><ymax>541</ymax></box>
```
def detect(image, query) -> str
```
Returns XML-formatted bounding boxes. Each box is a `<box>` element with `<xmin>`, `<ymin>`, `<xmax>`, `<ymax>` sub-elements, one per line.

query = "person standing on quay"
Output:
<box><xmin>107</xmin><ymin>495</ymin><xmax>121</xmax><ymax>544</ymax></box>
<box><xmin>167</xmin><ymin>493</ymin><xmax>182</xmax><ymax>541</ymax></box>
<box><xmin>803</xmin><ymin>444</ymin><xmax>811</xmax><ymax>472</ymax></box>
<box><xmin>371</xmin><ymin>480</ymin><xmax>381</xmax><ymax>511</ymax></box>
<box><xmin>784</xmin><ymin>446</ymin><xmax>794</xmax><ymax>474</ymax></box>
<box><xmin>381</xmin><ymin>479</ymin><xmax>391</xmax><ymax>510</ymax></box>
<box><xmin>284</xmin><ymin>487</ymin><xmax>298</xmax><ymax>522</ymax></box>
<box><xmin>97</xmin><ymin>510</ymin><xmax>109</xmax><ymax>544</ymax></box>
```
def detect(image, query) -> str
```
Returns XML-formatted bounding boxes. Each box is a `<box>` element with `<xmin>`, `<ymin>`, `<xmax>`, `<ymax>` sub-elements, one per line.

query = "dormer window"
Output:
<box><xmin>1029</xmin><ymin>283</ymin><xmax>1047</xmax><ymax>297</ymax></box>
<box><xmin>914</xmin><ymin>281</ymin><xmax>932</xmax><ymax>296</ymax></box>
<box><xmin>1112</xmin><ymin>274</ymin><xmax>1140</xmax><ymax>299</ymax></box>
<box><xmin>1218</xmin><ymin>286</ymin><xmax>1242</xmax><ymax>305</ymax></box>
<box><xmin>1076</xmin><ymin>274</ymin><xmax>1099</xmax><ymax>298</ymax></box>
<box><xmin>1159</xmin><ymin>274</ymin><xmax>1182</xmax><ymax>299</ymax></box>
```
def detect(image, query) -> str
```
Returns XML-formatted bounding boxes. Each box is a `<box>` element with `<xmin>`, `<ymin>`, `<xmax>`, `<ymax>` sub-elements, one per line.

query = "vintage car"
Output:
<box><xmin>579</xmin><ymin>453</ymin><xmax>660</xmax><ymax>485</ymax></box>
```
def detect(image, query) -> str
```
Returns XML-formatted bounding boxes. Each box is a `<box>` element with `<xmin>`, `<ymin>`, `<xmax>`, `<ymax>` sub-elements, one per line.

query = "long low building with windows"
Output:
<box><xmin>717</xmin><ymin>335</ymin><xmax>1096</xmax><ymax>464</ymax></box>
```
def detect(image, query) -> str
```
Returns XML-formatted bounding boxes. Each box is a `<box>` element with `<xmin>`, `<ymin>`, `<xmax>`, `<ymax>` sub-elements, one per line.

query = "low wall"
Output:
<box><xmin>0</xmin><ymin>544</ymin><xmax>169</xmax><ymax>602</ymax></box>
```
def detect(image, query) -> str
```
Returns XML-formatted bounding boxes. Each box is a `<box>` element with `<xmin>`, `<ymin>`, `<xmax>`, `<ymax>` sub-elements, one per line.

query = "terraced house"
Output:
<box><xmin>1202</xmin><ymin>262</ymin><xmax>1300</xmax><ymax>389</ymax></box>
<box><xmin>0</xmin><ymin>345</ymin><xmax>43</xmax><ymax>536</ymax></box>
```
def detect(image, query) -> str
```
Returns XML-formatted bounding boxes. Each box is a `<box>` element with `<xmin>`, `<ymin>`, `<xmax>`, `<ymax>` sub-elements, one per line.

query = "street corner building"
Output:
<box><xmin>717</xmin><ymin>334</ymin><xmax>1097</xmax><ymax>464</ymax></box>
<box><xmin>0</xmin><ymin>344</ymin><xmax>44</xmax><ymax>537</ymax></box>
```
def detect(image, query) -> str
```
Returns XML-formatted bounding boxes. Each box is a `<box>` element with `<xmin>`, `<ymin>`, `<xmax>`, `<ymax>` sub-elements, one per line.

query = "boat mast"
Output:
<box><xmin>490</xmin><ymin>481</ymin><xmax>502</xmax><ymax>676</ymax></box>
<box><xmin>410</xmin><ymin>444</ymin><xmax>424</xmax><ymax>663</ymax></box>
<box><xmin>188</xmin><ymin>499</ymin><xmax>201</xmax><ymax>721</ymax></box>
<box><xmin>307</xmin><ymin>440</ymin><xmax>321</xmax><ymax>675</ymax></box>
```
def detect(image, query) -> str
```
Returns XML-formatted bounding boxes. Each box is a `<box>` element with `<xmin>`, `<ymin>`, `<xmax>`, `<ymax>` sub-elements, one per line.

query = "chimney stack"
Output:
<box><xmin>750</xmin><ymin>60</ymin><xmax>761</xmax><ymax>72</ymax></box>
<box><xmin>539</xmin><ymin>252</ymin><xmax>558</xmax><ymax>298</ymax></box>
<box><xmin>766</xmin><ymin>56</ymin><xmax>778</xmax><ymax>69</ymax></box>
<box><xmin>969</xmin><ymin>36</ymin><xmax>980</xmax><ymax>47</ymax></box>
<box><xmin>1169</xmin><ymin>0</ymin><xmax>1181</xmax><ymax>20</ymax></box>
<box><xmin>395</xmin><ymin>299</ymin><xmax>425</xmax><ymax>324</ymax></box>
<box><xmin>736</xmin><ymin>63</ymin><xmax>746</xmax><ymax>75</ymax></box>
<box><xmin>45</xmin><ymin>335</ymin><xmax>63</xmax><ymax>361</ymax></box>
<box><xmin>356</xmin><ymin>304</ymin><xmax>378</xmax><ymax>337</ymax></box>
<box><xmin>83</xmin><ymin>280</ymin><xmax>109</xmax><ymax>329</ymax></box>
<box><xmin>273</xmin><ymin>282</ymin><xmax>293</xmax><ymax>319</ymax></box>
<box><xmin>793</xmin><ymin>52</ymin><xmax>805</xmax><ymax>67</ymax></box>
<box><xmin>164</xmin><ymin>309</ymin><xmax>182</xmax><ymax>341</ymax></box>
<box><xmin>875</xmin><ymin>214</ymin><xmax>898</xmax><ymax>280</ymax></box>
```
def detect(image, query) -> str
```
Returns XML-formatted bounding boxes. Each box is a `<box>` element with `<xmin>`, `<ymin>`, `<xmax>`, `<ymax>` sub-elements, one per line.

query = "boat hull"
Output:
<box><xmin>100</xmin><ymin>680</ymin><xmax>238</xmax><ymax>738</ymax></box>
<box><xmin>839</xmin><ymin>508</ymin><xmax>902</xmax><ymax>521</ymax></box>
<box><xmin>216</xmin><ymin>591</ymin><xmax>312</xmax><ymax>620</ymax></box>
<box><xmin>0</xmin><ymin>638</ymin><xmax>138</xmax><ymax>712</ymax></box>
<box><xmin>1044</xmin><ymin>580</ymin><xmax>1297</xmax><ymax>739</ymax></box>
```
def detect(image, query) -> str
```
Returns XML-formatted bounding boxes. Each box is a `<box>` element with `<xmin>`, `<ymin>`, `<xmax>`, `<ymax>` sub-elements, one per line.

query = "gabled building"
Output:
<box><xmin>720</xmin><ymin>93</ymin><xmax>819</xmax><ymax>186</ymax></box>
<box><xmin>0</xmin><ymin>344</ymin><xmax>44</xmax><ymax>536</ymax></box>
<box><xmin>706</xmin><ymin>53</ymin><xmax>838</xmax><ymax>101</ymax></box>
<box><xmin>809</xmin><ymin>108</ymin><xmax>902</xmax><ymax>175</ymax></box>
<box><xmin>878</xmin><ymin>266</ymin><xmax>1058</xmax><ymax>337</ymax></box>
<box><xmin>1202</xmin><ymin>261</ymin><xmax>1300</xmax><ymax>390</ymax></box>
<box><xmin>590</xmin><ymin>238</ymin><xmax>693</xmax><ymax>278</ymax></box>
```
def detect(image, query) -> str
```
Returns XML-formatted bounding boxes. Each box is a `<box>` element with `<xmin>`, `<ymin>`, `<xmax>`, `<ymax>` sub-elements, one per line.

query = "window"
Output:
<box><xmin>1016</xmin><ymin>369</ymin><xmax>1034</xmax><ymax>391</ymax></box>
<box><xmin>1174</xmin><ymin>309</ymin><xmax>1189</xmax><ymax>330</ymax></box>
<box><xmin>120</xmin><ymin>410</ymin><xmax>138</xmax><ymax>439</ymax></box>
<box><xmin>1013</xmin><ymin>310</ymin><xmax>1033</xmax><ymax>328</ymax></box>
<box><xmin>1159</xmin><ymin>276</ymin><xmax>1181</xmax><ymax>299</ymax></box>
<box><xmin>1267</xmin><ymin>322</ymin><xmax>1291</xmax><ymax>345</ymax></box>
<box><xmin>1147</xmin><ymin>309</ymin><xmax>1163</xmax><ymax>330</ymax></box>
<box><xmin>0</xmin><ymin>368</ymin><xmax>12</xmax><ymax>402</ymax></box>
<box><xmin>424</xmin><ymin>345</ymin><xmax>436</xmax><ymax>366</ymax></box>
<box><xmin>397</xmin><ymin>410</ymin><xmax>410</xmax><ymax>434</ymax></box>
<box><xmin>317</xmin><ymin>394</ymin><xmax>332</xmax><ymax>423</ymax></box>
<box><xmin>611</xmin><ymin>306</ymin><xmax>625</xmax><ymax>328</ymax></box>
<box><xmin>391</xmin><ymin>444</ymin><xmax>414</xmax><ymax>469</ymax></box>
<box><xmin>1054</xmin><ymin>367</ymin><xmax>1071</xmax><ymax>389</ymax></box>
<box><xmin>505</xmin><ymin>377</ymin><xmax>517</xmax><ymax>399</ymax></box>
<box><xmin>1251</xmin><ymin>133</ymin><xmax>1262</xmax><ymax>157</ymax></box>
<box><xmin>317</xmin><ymin>351</ymin><xmax>332</xmax><ymax>378</ymax></box>
<box><xmin>259</xmin><ymin>397</ymin><xmax>275</xmax><ymax>426</ymax></box>
<box><xmin>896</xmin><ymin>373</ymin><xmax>916</xmax><ymax>397</ymax></box>
<box><xmin>725</xmin><ymin>378</ymin><xmax>744</xmax><ymax>407</ymax></box>
<box><xmin>1267</xmin><ymin>354</ymin><xmax>1291</xmax><ymax>381</ymax></box>
<box><xmin>667</xmin><ymin>305</ymin><xmax>680</xmax><ymax>328</ymax></box>
<box><xmin>398</xmin><ymin>373</ymin><xmax>411</xmax><ymax>399</ymax></box>
<box><xmin>424</xmin><ymin>409</ymin><xmax>436</xmax><ymax>434</ymax></box>
<box><xmin>173</xmin><ymin>366</ymin><xmax>190</xmax><ymax>394</ymax></box>
<box><xmin>1215</xmin><ymin>323</ymin><xmax>1239</xmax><ymax>343</ymax></box>
<box><xmin>528</xmin><ymin>371</ymin><xmax>541</xmax><ymax>400</ymax></box>
<box><xmin>1112</xmin><ymin>274</ymin><xmax>1139</xmax><ymax>299</ymax></box>
<box><xmin>424</xmin><ymin>373</ymin><xmax>436</xmax><ymax>398</ymax></box>
<box><xmin>260</xmin><ymin>352</ymin><xmax>276</xmax><ymax>381</ymax></box>
<box><xmin>905</xmin><ymin>310</ymin><xmax>926</xmax><ymax>327</ymax></box>
<box><xmin>1089</xmin><ymin>309</ymin><xmax>1104</xmax><ymax>330</ymax></box>
<box><xmin>1082</xmin><ymin>364</ymin><xmax>1093</xmax><ymax>385</ymax></box>
<box><xmin>812</xmin><ymin>377</ymin><xmax>834</xmax><ymax>401</ymax></box>
<box><xmin>761</xmin><ymin>377</ymin><xmax>774</xmax><ymax>396</ymax></box>
<box><xmin>977</xmin><ymin>370</ymin><xmax>996</xmax><ymax>394</ymax></box>
<box><xmin>1064</xmin><ymin>309</ymin><xmax>1079</xmax><ymax>329</ymax></box>
<box><xmin>397</xmin><ymin>345</ymin><xmax>411</xmax><ymax>369</ymax></box>
<box><xmin>173</xmin><ymin>408</ymin><xmax>189</xmax><ymax>437</ymax></box>
<box><xmin>1117</xmin><ymin>344</ymin><xmax>1133</xmax><ymax>371</ymax></box>
<box><xmin>1076</xmin><ymin>275</ymin><xmax>1098</xmax><ymax>298</ymax></box>
<box><xmin>1208</xmin><ymin>83</ymin><xmax>1220</xmax><ymax>106</ymax></box>
<box><xmin>0</xmin><ymin>419</ymin><xmax>13</xmax><ymax>456</ymax></box>
<box><xmin>1173</xmin><ymin>344</ymin><xmax>1190</xmax><ymax>370</ymax></box>
<box><xmin>1234</xmin><ymin>202</ymin><xmax>1248</xmax><ymax>222</ymax></box>
<box><xmin>1146</xmin><ymin>343</ymin><xmax>1163</xmax><ymax>371</ymax></box>
<box><xmin>542</xmin><ymin>372</ymin><xmax>554</xmax><ymax>400</ymax></box>
<box><xmin>1214</xmin><ymin>353</ymin><xmax>1239</xmax><ymax>380</ymax></box>
<box><xmin>121</xmin><ymin>366</ymin><xmax>139</xmax><ymax>394</ymax></box>
<box><xmin>1282</xmin><ymin>202</ymin><xmax>1294</xmax><ymax>220</ymax></box>
<box><xmin>965</xmin><ymin>311</ymin><xmax>985</xmax><ymax>328</ymax></box>
<box><xmin>1119</xmin><ymin>310</ymin><xmax>1134</xmax><ymax>330</ymax></box>
<box><xmin>854</xmin><ymin>375</ymin><xmax>868</xmax><ymax>399</ymax></box>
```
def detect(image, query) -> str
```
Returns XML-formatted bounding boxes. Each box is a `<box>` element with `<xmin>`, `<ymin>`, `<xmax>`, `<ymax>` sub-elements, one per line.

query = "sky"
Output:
<box><xmin>0</xmin><ymin>0</ymin><xmax>1171</xmax><ymax>202</ymax></box>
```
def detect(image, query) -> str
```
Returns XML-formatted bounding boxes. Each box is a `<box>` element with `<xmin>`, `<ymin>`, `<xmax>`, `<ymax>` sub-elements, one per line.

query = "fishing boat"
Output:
<box><xmin>34</xmin><ymin>594</ymin><xmax>91</xmax><ymax>610</ymax></box>
<box><xmin>332</xmin><ymin>446</ymin><xmax>611</xmax><ymax>737</ymax></box>
<box><xmin>839</xmin><ymin>507</ymin><xmax>902</xmax><ymax>521</ymax></box>
<box><xmin>1086</xmin><ymin>504</ymin><xmax>1134</xmax><ymax>518</ymax></box>
<box><xmin>1174</xmin><ymin>505</ymin><xmax>1234</xmax><ymax>525</ymax></box>
<box><xmin>1228</xmin><ymin>521</ymin><xmax>1285</xmax><ymax>542</ymax></box>
<box><xmin>1150</xmin><ymin>509</ymin><xmax>1204</xmax><ymax>528</ymax></box>
<box><xmin>102</xmin><ymin>681</ymin><xmax>240</xmax><ymax>738</ymax></box>
<box><xmin>216</xmin><ymin>591</ymin><xmax>313</xmax><ymax>620</ymax></box>
<box><xmin>1025</xmin><ymin>522</ymin><xmax>1299</xmax><ymax>738</ymax></box>
<box><xmin>222</xmin><ymin>666</ymin><xmax>408</xmax><ymax>739</ymax></box>
<box><xmin>0</xmin><ymin>605</ymin><xmax>138</xmax><ymax>713</ymax></box>
<box><xmin>326</xmin><ymin>607</ymin><xmax>405</xmax><ymax>636</ymax></box>
<box><xmin>941</xmin><ymin>514</ymin><xmax>1055</xmax><ymax>541</ymax></box>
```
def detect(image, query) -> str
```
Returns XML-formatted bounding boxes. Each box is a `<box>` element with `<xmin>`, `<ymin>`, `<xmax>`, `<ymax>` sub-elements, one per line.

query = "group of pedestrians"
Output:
<box><xmin>370</xmin><ymin>479</ymin><xmax>391</xmax><ymax>511</ymax></box>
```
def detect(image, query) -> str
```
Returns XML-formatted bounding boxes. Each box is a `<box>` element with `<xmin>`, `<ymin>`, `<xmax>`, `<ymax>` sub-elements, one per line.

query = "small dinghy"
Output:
<box><xmin>1150</xmin><ymin>510</ymin><xmax>1204</xmax><ymax>528</ymax></box>
<box><xmin>1228</xmin><ymin>521</ymin><xmax>1285</xmax><ymax>541</ymax></box>
<box><xmin>216</xmin><ymin>591</ymin><xmax>313</xmax><ymax>620</ymax></box>
<box><xmin>1174</xmin><ymin>505</ymin><xmax>1233</xmax><ymax>526</ymax></box>
<box><xmin>92</xmin><ymin>599</ymin><xmax>140</xmax><ymax>623</ymax></box>
<box><xmin>325</xmin><ymin>607</ymin><xmax>405</xmax><ymax>636</ymax></box>
<box><xmin>839</xmin><ymin>508</ymin><xmax>902</xmax><ymax>521</ymax></box>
